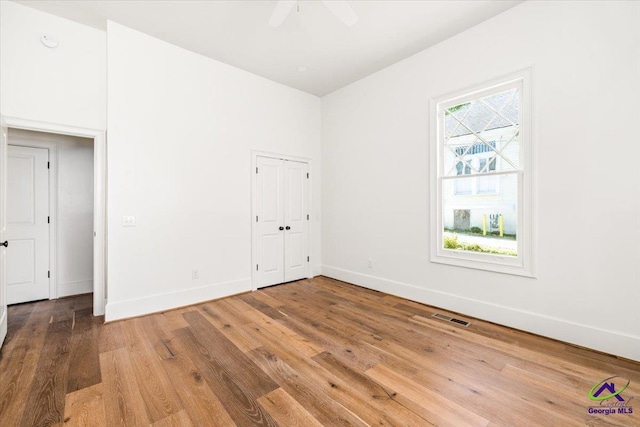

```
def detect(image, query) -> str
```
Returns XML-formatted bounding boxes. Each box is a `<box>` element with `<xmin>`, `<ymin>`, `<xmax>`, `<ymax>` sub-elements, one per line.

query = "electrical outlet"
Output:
<box><xmin>122</xmin><ymin>216</ymin><xmax>136</xmax><ymax>227</ymax></box>
<box><xmin>192</xmin><ymin>269</ymin><xmax>199</xmax><ymax>279</ymax></box>
<box><xmin>367</xmin><ymin>259</ymin><xmax>374</xmax><ymax>269</ymax></box>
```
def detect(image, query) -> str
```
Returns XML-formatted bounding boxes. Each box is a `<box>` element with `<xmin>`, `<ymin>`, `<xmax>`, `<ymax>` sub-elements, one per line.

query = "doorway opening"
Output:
<box><xmin>8</xmin><ymin>129</ymin><xmax>95</xmax><ymax>306</ymax></box>
<box><xmin>1</xmin><ymin>117</ymin><xmax>106</xmax><ymax>321</ymax></box>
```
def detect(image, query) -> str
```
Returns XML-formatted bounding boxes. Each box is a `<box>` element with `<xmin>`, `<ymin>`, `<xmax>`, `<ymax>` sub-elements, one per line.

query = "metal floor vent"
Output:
<box><xmin>432</xmin><ymin>313</ymin><xmax>470</xmax><ymax>327</ymax></box>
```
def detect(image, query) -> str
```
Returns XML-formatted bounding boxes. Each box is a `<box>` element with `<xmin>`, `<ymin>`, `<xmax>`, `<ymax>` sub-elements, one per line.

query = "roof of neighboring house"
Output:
<box><xmin>445</xmin><ymin>89</ymin><xmax>519</xmax><ymax>138</ymax></box>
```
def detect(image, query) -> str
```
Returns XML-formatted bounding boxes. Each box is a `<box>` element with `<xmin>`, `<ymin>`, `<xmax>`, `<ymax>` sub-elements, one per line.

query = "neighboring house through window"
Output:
<box><xmin>454</xmin><ymin>142</ymin><xmax>498</xmax><ymax>195</ymax></box>
<box><xmin>430</xmin><ymin>69</ymin><xmax>534</xmax><ymax>276</ymax></box>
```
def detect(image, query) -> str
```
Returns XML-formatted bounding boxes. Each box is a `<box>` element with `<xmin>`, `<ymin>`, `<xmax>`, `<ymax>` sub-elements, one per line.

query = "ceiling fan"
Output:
<box><xmin>269</xmin><ymin>0</ymin><xmax>359</xmax><ymax>27</ymax></box>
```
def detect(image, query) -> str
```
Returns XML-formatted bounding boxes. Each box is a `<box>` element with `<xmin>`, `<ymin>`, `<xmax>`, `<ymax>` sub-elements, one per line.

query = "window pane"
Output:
<box><xmin>442</xmin><ymin>173</ymin><xmax>518</xmax><ymax>256</ymax></box>
<box><xmin>454</xmin><ymin>176</ymin><xmax>473</xmax><ymax>195</ymax></box>
<box><xmin>443</xmin><ymin>89</ymin><xmax>519</xmax><ymax>176</ymax></box>
<box><xmin>476</xmin><ymin>175</ymin><xmax>498</xmax><ymax>194</ymax></box>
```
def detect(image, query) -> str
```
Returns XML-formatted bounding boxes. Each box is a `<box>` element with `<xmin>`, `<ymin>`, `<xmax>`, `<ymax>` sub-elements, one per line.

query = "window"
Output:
<box><xmin>430</xmin><ymin>70</ymin><xmax>534</xmax><ymax>276</ymax></box>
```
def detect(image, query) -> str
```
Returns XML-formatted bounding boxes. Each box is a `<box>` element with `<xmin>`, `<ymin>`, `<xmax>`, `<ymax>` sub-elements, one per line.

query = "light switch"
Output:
<box><xmin>122</xmin><ymin>215</ymin><xmax>136</xmax><ymax>227</ymax></box>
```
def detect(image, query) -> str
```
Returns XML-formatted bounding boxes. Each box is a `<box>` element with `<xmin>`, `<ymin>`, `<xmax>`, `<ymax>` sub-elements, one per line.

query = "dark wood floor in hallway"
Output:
<box><xmin>0</xmin><ymin>277</ymin><xmax>638</xmax><ymax>426</ymax></box>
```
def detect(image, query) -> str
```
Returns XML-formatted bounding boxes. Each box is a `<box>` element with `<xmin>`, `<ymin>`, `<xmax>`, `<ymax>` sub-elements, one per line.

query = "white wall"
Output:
<box><xmin>322</xmin><ymin>1</ymin><xmax>640</xmax><ymax>360</ymax></box>
<box><xmin>0</xmin><ymin>1</ymin><xmax>106</xmax><ymax>130</ymax></box>
<box><xmin>106</xmin><ymin>22</ymin><xmax>321</xmax><ymax>320</ymax></box>
<box><xmin>57</xmin><ymin>135</ymin><xmax>94</xmax><ymax>296</ymax></box>
<box><xmin>8</xmin><ymin>128</ymin><xmax>94</xmax><ymax>298</ymax></box>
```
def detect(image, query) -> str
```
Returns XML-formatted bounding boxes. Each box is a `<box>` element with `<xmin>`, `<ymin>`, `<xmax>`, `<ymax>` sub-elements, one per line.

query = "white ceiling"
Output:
<box><xmin>16</xmin><ymin>0</ymin><xmax>522</xmax><ymax>96</ymax></box>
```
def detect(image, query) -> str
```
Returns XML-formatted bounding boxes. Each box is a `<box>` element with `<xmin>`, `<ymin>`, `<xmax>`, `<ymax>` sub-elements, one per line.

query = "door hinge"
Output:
<box><xmin>48</xmin><ymin>216</ymin><xmax>50</xmax><ymax>224</ymax></box>
<box><xmin>306</xmin><ymin>172</ymin><xmax>309</xmax><ymax>179</ymax></box>
<box><xmin>307</xmin><ymin>256</ymin><xmax>310</xmax><ymax>262</ymax></box>
<box><xmin>256</xmin><ymin>264</ymin><xmax>259</xmax><ymax>271</ymax></box>
<box><xmin>256</xmin><ymin>167</ymin><xmax>258</xmax><ymax>174</ymax></box>
<box><xmin>48</xmin><ymin>271</ymin><xmax>50</xmax><ymax>278</ymax></box>
<box><xmin>47</xmin><ymin>161</ymin><xmax>50</xmax><ymax>169</ymax></box>
<box><xmin>307</xmin><ymin>214</ymin><xmax>309</xmax><ymax>220</ymax></box>
<box><xmin>256</xmin><ymin>215</ymin><xmax>258</xmax><ymax>222</ymax></box>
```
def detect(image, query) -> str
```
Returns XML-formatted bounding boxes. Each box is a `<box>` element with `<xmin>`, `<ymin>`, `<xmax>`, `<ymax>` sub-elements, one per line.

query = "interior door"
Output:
<box><xmin>256</xmin><ymin>156</ymin><xmax>285</xmax><ymax>287</ymax></box>
<box><xmin>255</xmin><ymin>156</ymin><xmax>309</xmax><ymax>289</ymax></box>
<box><xmin>0</xmin><ymin>121</ymin><xmax>7</xmax><ymax>348</ymax></box>
<box><xmin>6</xmin><ymin>145</ymin><xmax>50</xmax><ymax>304</ymax></box>
<box><xmin>284</xmin><ymin>161</ymin><xmax>309</xmax><ymax>282</ymax></box>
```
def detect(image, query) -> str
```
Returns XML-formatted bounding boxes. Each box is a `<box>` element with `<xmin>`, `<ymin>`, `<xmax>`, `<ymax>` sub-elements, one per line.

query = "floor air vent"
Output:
<box><xmin>432</xmin><ymin>313</ymin><xmax>470</xmax><ymax>327</ymax></box>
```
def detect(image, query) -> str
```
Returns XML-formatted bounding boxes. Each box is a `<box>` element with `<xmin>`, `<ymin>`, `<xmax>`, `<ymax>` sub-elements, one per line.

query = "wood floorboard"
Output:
<box><xmin>0</xmin><ymin>308</ymin><xmax>52</xmax><ymax>424</ymax></box>
<box><xmin>235</xmin><ymin>293</ymin><xmax>287</xmax><ymax>321</ymax></box>
<box><xmin>134</xmin><ymin>315</ymin><xmax>179</xmax><ymax>361</ymax></box>
<box><xmin>66</xmin><ymin>316</ymin><xmax>101</xmax><ymax>394</ymax></box>
<box><xmin>277</xmin><ymin>313</ymin><xmax>381</xmax><ymax>372</ymax></box>
<box><xmin>198</xmin><ymin>302</ymin><xmax>263</xmax><ymax>353</ymax></box>
<box><xmin>312</xmin><ymin>351</ymin><xmax>432</xmax><ymax>426</ymax></box>
<box><xmin>251</xmin><ymin>291</ymin><xmax>285</xmax><ymax>309</ymax></box>
<box><xmin>257</xmin><ymin>388</ymin><xmax>323</xmax><ymax>427</ymax></box>
<box><xmin>1</xmin><ymin>277</ymin><xmax>638</xmax><ymax>426</ymax></box>
<box><xmin>0</xmin><ymin>303</ymin><xmax>35</xmax><ymax>359</ymax></box>
<box><xmin>96</xmin><ymin>321</ymin><xmax>126</xmax><ymax>354</ymax></box>
<box><xmin>63</xmin><ymin>383</ymin><xmax>106</xmax><ymax>427</ymax></box>
<box><xmin>160</xmin><ymin>344</ymin><xmax>236</xmax><ymax>426</ymax></box>
<box><xmin>182</xmin><ymin>311</ymin><xmax>280</xmax><ymax>398</ymax></box>
<box><xmin>247</xmin><ymin>346</ymin><xmax>370</xmax><ymax>427</ymax></box>
<box><xmin>244</xmin><ymin>323</ymin><xmax>390</xmax><ymax>425</ymax></box>
<box><xmin>99</xmin><ymin>346</ymin><xmax>150</xmax><ymax>426</ymax></box>
<box><xmin>151</xmin><ymin>409</ymin><xmax>194</xmax><ymax>427</ymax></box>
<box><xmin>174</xmin><ymin>326</ymin><xmax>277</xmax><ymax>426</ymax></box>
<box><xmin>366</xmin><ymin>363</ymin><xmax>490</xmax><ymax>427</ymax></box>
<box><xmin>121</xmin><ymin>318</ymin><xmax>184</xmax><ymax>423</ymax></box>
<box><xmin>19</xmin><ymin>320</ymin><xmax>72</xmax><ymax>427</ymax></box>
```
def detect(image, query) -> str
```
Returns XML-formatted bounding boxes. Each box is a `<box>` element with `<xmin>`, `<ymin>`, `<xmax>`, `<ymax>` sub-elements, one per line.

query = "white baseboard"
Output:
<box><xmin>105</xmin><ymin>278</ymin><xmax>251</xmax><ymax>322</ymax></box>
<box><xmin>321</xmin><ymin>265</ymin><xmax>640</xmax><ymax>362</ymax></box>
<box><xmin>58</xmin><ymin>280</ymin><xmax>93</xmax><ymax>298</ymax></box>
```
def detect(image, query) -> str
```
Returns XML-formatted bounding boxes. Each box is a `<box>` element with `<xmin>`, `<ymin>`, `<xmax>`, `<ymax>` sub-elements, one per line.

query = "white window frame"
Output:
<box><xmin>430</xmin><ymin>69</ymin><xmax>535</xmax><ymax>277</ymax></box>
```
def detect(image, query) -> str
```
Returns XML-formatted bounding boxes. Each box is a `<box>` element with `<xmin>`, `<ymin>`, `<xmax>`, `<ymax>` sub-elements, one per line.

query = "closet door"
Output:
<box><xmin>283</xmin><ymin>161</ymin><xmax>309</xmax><ymax>282</ymax></box>
<box><xmin>256</xmin><ymin>156</ymin><xmax>285</xmax><ymax>287</ymax></box>
<box><xmin>255</xmin><ymin>156</ymin><xmax>310</xmax><ymax>288</ymax></box>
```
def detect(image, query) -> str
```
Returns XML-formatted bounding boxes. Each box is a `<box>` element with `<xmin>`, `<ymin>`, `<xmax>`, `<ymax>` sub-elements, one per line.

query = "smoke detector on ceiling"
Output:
<box><xmin>269</xmin><ymin>0</ymin><xmax>358</xmax><ymax>27</ymax></box>
<box><xmin>41</xmin><ymin>34</ymin><xmax>59</xmax><ymax>48</ymax></box>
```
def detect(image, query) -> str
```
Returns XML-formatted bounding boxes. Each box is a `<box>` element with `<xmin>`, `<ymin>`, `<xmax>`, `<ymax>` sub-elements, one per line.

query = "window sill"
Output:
<box><xmin>431</xmin><ymin>250</ymin><xmax>535</xmax><ymax>278</ymax></box>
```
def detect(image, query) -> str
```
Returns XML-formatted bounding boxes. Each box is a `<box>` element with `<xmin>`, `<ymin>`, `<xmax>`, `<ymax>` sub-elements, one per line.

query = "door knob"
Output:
<box><xmin>1</xmin><ymin>241</ymin><xmax>7</xmax><ymax>247</ymax></box>
<box><xmin>279</xmin><ymin>226</ymin><xmax>284</xmax><ymax>231</ymax></box>
<box><xmin>285</xmin><ymin>226</ymin><xmax>291</xmax><ymax>230</ymax></box>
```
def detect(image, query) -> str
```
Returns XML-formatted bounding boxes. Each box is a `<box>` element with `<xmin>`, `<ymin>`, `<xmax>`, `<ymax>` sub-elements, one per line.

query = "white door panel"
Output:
<box><xmin>8</xmin><ymin>155</ymin><xmax>36</xmax><ymax>224</ymax></box>
<box><xmin>7</xmin><ymin>239</ymin><xmax>35</xmax><ymax>285</ymax></box>
<box><xmin>261</xmin><ymin>165</ymin><xmax>281</xmax><ymax>223</ymax></box>
<box><xmin>284</xmin><ymin>161</ymin><xmax>309</xmax><ymax>282</ymax></box>
<box><xmin>286</xmin><ymin>167</ymin><xmax>304</xmax><ymax>221</ymax></box>
<box><xmin>261</xmin><ymin>234</ymin><xmax>282</xmax><ymax>273</ymax></box>
<box><xmin>6</xmin><ymin>145</ymin><xmax>49</xmax><ymax>304</ymax></box>
<box><xmin>286</xmin><ymin>232</ymin><xmax>304</xmax><ymax>267</ymax></box>
<box><xmin>256</xmin><ymin>156</ymin><xmax>284</xmax><ymax>287</ymax></box>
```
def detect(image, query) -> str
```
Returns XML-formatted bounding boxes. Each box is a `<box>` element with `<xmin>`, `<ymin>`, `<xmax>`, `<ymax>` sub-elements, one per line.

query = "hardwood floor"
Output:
<box><xmin>1</xmin><ymin>276</ymin><xmax>639</xmax><ymax>426</ymax></box>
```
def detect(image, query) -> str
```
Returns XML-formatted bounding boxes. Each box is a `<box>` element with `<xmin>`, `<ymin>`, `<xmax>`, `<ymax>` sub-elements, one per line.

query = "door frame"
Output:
<box><xmin>1</xmin><ymin>116</ymin><xmax>106</xmax><ymax>316</ymax></box>
<box><xmin>251</xmin><ymin>150</ymin><xmax>312</xmax><ymax>291</ymax></box>
<box><xmin>1</xmin><ymin>119</ymin><xmax>7</xmax><ymax>347</ymax></box>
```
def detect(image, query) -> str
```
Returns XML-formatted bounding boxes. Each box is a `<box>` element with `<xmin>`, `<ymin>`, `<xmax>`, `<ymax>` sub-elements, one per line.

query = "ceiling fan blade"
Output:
<box><xmin>269</xmin><ymin>0</ymin><xmax>297</xmax><ymax>27</ymax></box>
<box><xmin>322</xmin><ymin>0</ymin><xmax>358</xmax><ymax>26</ymax></box>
